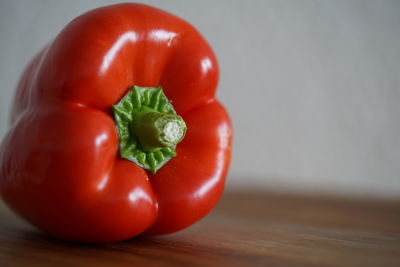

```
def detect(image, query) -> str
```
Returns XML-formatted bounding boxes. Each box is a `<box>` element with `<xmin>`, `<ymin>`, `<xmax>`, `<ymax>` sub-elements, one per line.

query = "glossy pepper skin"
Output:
<box><xmin>0</xmin><ymin>3</ymin><xmax>232</xmax><ymax>243</ymax></box>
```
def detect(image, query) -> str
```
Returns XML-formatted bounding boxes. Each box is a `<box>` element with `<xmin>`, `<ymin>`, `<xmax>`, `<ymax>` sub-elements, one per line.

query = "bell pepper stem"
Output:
<box><xmin>131</xmin><ymin>107</ymin><xmax>186</xmax><ymax>152</ymax></box>
<box><xmin>113</xmin><ymin>85</ymin><xmax>187</xmax><ymax>173</ymax></box>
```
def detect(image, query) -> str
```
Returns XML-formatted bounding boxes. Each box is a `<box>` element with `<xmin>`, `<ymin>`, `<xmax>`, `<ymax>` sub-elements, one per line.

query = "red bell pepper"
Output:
<box><xmin>0</xmin><ymin>3</ymin><xmax>232</xmax><ymax>242</ymax></box>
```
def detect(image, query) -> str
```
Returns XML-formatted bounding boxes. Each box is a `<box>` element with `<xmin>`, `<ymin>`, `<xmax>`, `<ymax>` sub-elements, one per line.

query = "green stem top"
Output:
<box><xmin>113</xmin><ymin>86</ymin><xmax>187</xmax><ymax>173</ymax></box>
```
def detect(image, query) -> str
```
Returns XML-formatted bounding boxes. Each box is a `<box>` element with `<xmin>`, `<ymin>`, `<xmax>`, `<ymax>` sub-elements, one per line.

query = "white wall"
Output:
<box><xmin>0</xmin><ymin>0</ymin><xmax>399</xmax><ymax>197</ymax></box>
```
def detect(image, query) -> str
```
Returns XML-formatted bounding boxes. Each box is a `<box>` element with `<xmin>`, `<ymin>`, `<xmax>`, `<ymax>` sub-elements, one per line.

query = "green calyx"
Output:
<box><xmin>113</xmin><ymin>86</ymin><xmax>187</xmax><ymax>174</ymax></box>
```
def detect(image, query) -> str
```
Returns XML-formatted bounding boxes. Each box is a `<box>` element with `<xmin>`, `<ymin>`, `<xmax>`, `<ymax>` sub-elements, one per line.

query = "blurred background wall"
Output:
<box><xmin>0</xmin><ymin>0</ymin><xmax>399</xmax><ymax>197</ymax></box>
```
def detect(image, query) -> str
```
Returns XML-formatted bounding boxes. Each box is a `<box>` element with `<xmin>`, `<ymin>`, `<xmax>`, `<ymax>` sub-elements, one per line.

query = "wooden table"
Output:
<box><xmin>1</xmin><ymin>191</ymin><xmax>399</xmax><ymax>266</ymax></box>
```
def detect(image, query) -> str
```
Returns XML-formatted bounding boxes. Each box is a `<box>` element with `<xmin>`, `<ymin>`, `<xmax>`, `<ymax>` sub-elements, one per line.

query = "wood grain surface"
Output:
<box><xmin>0</xmin><ymin>191</ymin><xmax>399</xmax><ymax>266</ymax></box>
